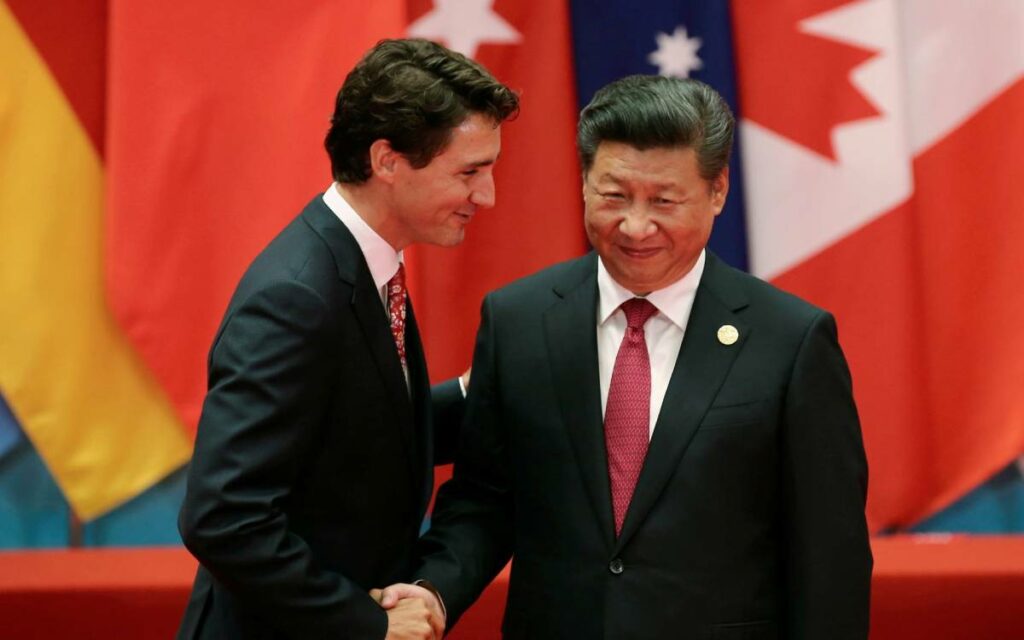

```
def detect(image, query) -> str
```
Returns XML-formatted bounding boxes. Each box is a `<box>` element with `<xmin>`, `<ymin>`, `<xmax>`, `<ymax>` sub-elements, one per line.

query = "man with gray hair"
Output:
<box><xmin>381</xmin><ymin>75</ymin><xmax>872</xmax><ymax>639</ymax></box>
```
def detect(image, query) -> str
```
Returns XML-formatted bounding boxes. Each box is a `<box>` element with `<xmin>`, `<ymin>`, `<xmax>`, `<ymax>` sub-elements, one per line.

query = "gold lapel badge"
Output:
<box><xmin>717</xmin><ymin>324</ymin><xmax>739</xmax><ymax>346</ymax></box>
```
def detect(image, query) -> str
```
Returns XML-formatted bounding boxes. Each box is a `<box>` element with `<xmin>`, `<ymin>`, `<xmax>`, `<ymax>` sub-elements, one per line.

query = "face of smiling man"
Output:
<box><xmin>386</xmin><ymin>112</ymin><xmax>502</xmax><ymax>249</ymax></box>
<box><xmin>583</xmin><ymin>141</ymin><xmax>729</xmax><ymax>295</ymax></box>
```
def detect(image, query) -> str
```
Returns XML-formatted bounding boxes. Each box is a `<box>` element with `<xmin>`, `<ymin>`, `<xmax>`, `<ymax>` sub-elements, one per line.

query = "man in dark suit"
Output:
<box><xmin>176</xmin><ymin>39</ymin><xmax>518</xmax><ymax>640</ymax></box>
<box><xmin>381</xmin><ymin>75</ymin><xmax>872</xmax><ymax>638</ymax></box>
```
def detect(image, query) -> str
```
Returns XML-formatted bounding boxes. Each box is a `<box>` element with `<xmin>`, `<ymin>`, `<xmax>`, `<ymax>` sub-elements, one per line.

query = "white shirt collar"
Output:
<box><xmin>322</xmin><ymin>182</ymin><xmax>402</xmax><ymax>291</ymax></box>
<box><xmin>597</xmin><ymin>249</ymin><xmax>706</xmax><ymax>329</ymax></box>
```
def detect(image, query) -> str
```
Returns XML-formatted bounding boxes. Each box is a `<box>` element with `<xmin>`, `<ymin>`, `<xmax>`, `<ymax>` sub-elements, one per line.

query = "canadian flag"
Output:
<box><xmin>731</xmin><ymin>0</ymin><xmax>1024</xmax><ymax>529</ymax></box>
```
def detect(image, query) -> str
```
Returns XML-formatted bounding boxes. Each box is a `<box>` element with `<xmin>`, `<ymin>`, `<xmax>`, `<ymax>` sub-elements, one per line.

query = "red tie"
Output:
<box><xmin>387</xmin><ymin>263</ymin><xmax>407</xmax><ymax>370</ymax></box>
<box><xmin>605</xmin><ymin>297</ymin><xmax>657</xmax><ymax>536</ymax></box>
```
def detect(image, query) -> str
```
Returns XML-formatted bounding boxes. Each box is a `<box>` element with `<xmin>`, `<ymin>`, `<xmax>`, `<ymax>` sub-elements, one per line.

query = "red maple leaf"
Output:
<box><xmin>731</xmin><ymin>0</ymin><xmax>880</xmax><ymax>160</ymax></box>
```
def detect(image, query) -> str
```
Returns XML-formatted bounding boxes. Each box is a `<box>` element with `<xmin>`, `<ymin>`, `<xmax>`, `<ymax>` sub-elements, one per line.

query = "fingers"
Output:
<box><xmin>377</xmin><ymin>582</ymin><xmax>431</xmax><ymax>609</ymax></box>
<box><xmin>426</xmin><ymin>604</ymin><xmax>444</xmax><ymax>639</ymax></box>
<box><xmin>377</xmin><ymin>583</ymin><xmax>446</xmax><ymax>639</ymax></box>
<box><xmin>380</xmin><ymin>584</ymin><xmax>406</xmax><ymax>608</ymax></box>
<box><xmin>384</xmin><ymin>598</ymin><xmax>440</xmax><ymax>640</ymax></box>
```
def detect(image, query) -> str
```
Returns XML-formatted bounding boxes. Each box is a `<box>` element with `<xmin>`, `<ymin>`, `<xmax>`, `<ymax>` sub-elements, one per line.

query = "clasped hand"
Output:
<box><xmin>371</xmin><ymin>583</ymin><xmax>445</xmax><ymax>640</ymax></box>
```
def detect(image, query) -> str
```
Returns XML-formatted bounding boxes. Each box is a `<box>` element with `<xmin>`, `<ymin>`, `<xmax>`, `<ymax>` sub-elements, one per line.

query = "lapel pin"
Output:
<box><xmin>717</xmin><ymin>324</ymin><xmax>739</xmax><ymax>346</ymax></box>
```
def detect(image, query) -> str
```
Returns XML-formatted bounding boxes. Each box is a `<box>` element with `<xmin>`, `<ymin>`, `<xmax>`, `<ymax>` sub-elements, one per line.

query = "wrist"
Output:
<box><xmin>412</xmin><ymin>578</ymin><xmax>447</xmax><ymax>621</ymax></box>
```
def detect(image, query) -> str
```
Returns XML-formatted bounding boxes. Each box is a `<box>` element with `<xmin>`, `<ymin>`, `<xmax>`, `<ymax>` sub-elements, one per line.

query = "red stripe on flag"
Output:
<box><xmin>5</xmin><ymin>0</ymin><xmax>106</xmax><ymax>157</ymax></box>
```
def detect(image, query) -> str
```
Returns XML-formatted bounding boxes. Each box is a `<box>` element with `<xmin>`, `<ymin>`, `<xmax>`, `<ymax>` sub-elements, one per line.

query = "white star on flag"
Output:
<box><xmin>408</xmin><ymin>0</ymin><xmax>522</xmax><ymax>60</ymax></box>
<box><xmin>648</xmin><ymin>26</ymin><xmax>703</xmax><ymax>78</ymax></box>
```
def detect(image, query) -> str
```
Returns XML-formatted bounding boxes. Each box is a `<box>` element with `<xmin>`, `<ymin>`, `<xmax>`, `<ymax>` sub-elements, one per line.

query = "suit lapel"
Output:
<box><xmin>543</xmin><ymin>254</ymin><xmax>616</xmax><ymax>547</ymax></box>
<box><xmin>404</xmin><ymin>298</ymin><xmax>434</xmax><ymax>513</ymax></box>
<box><xmin>615</xmin><ymin>253</ymin><xmax>751</xmax><ymax>551</ymax></box>
<box><xmin>350</xmin><ymin>281</ymin><xmax>417</xmax><ymax>446</ymax></box>
<box><xmin>301</xmin><ymin>198</ymin><xmax>418</xmax><ymax>486</ymax></box>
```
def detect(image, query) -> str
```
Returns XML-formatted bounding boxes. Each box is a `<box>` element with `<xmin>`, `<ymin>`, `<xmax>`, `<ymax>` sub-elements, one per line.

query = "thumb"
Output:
<box><xmin>369</xmin><ymin>588</ymin><xmax>383</xmax><ymax>604</ymax></box>
<box><xmin>379</xmin><ymin>586</ymin><xmax>401</xmax><ymax>608</ymax></box>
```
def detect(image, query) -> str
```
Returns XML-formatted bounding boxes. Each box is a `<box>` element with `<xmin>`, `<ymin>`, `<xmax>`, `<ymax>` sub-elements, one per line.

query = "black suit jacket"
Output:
<box><xmin>417</xmin><ymin>252</ymin><xmax>871</xmax><ymax>640</ymax></box>
<box><xmin>177</xmin><ymin>196</ymin><xmax>463</xmax><ymax>639</ymax></box>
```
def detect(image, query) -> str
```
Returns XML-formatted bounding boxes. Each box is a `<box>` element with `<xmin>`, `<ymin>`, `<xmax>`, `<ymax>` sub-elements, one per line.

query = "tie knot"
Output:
<box><xmin>389</xmin><ymin>261</ymin><xmax>405</xmax><ymax>288</ymax></box>
<box><xmin>620</xmin><ymin>297</ymin><xmax>657</xmax><ymax>329</ymax></box>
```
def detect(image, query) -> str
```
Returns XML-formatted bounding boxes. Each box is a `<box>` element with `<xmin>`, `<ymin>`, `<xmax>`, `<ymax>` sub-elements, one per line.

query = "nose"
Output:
<box><xmin>469</xmin><ymin>173</ymin><xmax>496</xmax><ymax>209</ymax></box>
<box><xmin>618</xmin><ymin>206</ymin><xmax>657</xmax><ymax>240</ymax></box>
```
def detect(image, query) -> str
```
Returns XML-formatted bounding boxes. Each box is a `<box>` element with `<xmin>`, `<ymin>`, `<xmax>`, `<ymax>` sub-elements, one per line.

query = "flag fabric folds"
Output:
<box><xmin>105</xmin><ymin>1</ymin><xmax>407</xmax><ymax>434</ymax></box>
<box><xmin>0</xmin><ymin>0</ymin><xmax>189</xmax><ymax>520</ymax></box>
<box><xmin>731</xmin><ymin>0</ymin><xmax>1024</xmax><ymax>529</ymax></box>
<box><xmin>1</xmin><ymin>0</ymin><xmax>1021</xmax><ymax>529</ymax></box>
<box><xmin>0</xmin><ymin>394</ymin><xmax>22</xmax><ymax>460</ymax></box>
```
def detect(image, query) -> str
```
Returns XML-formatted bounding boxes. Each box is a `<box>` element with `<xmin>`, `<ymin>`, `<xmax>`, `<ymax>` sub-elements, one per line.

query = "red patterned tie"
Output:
<box><xmin>387</xmin><ymin>263</ymin><xmax>407</xmax><ymax>370</ymax></box>
<box><xmin>605</xmin><ymin>297</ymin><xmax>657</xmax><ymax>536</ymax></box>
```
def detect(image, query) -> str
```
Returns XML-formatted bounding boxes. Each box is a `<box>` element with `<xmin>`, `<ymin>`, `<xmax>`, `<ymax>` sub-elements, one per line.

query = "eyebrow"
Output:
<box><xmin>465</xmin><ymin>152</ymin><xmax>501</xmax><ymax>169</ymax></box>
<box><xmin>594</xmin><ymin>173</ymin><xmax>683</xmax><ymax>192</ymax></box>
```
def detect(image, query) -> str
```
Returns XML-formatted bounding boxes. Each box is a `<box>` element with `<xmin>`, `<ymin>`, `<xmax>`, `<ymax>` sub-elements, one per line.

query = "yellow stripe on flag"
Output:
<box><xmin>0</xmin><ymin>3</ymin><xmax>190</xmax><ymax>520</ymax></box>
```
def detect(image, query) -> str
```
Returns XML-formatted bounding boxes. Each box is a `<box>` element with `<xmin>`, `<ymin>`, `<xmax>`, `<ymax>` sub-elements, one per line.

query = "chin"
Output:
<box><xmin>613</xmin><ymin>265</ymin><xmax>651</xmax><ymax>285</ymax></box>
<box><xmin>435</xmin><ymin>231</ymin><xmax>465</xmax><ymax>247</ymax></box>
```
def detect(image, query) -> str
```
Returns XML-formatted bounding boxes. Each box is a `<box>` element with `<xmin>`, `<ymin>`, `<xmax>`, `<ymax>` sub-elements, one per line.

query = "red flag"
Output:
<box><xmin>732</xmin><ymin>0</ymin><xmax>1024</xmax><ymax>529</ymax></box>
<box><xmin>403</xmin><ymin>0</ymin><xmax>589</xmax><ymax>381</ymax></box>
<box><xmin>106</xmin><ymin>1</ymin><xmax>406</xmax><ymax>433</ymax></box>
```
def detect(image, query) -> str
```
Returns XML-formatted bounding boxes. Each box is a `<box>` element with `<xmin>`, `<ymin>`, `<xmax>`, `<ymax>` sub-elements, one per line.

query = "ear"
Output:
<box><xmin>581</xmin><ymin>169</ymin><xmax>595</xmax><ymax>201</ymax></box>
<box><xmin>368</xmin><ymin>139</ymin><xmax>401</xmax><ymax>184</ymax></box>
<box><xmin>710</xmin><ymin>166</ymin><xmax>730</xmax><ymax>216</ymax></box>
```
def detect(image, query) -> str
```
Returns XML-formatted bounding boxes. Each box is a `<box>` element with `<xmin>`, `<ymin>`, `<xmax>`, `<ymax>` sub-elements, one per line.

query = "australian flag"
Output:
<box><xmin>569</xmin><ymin>0</ymin><xmax>749</xmax><ymax>272</ymax></box>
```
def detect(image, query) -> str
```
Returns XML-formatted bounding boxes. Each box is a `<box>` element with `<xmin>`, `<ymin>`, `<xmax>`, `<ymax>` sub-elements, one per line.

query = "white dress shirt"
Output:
<box><xmin>322</xmin><ymin>183</ymin><xmax>402</xmax><ymax>309</ymax></box>
<box><xmin>323</xmin><ymin>183</ymin><xmax>412</xmax><ymax>390</ymax></box>
<box><xmin>597</xmin><ymin>250</ymin><xmax>706</xmax><ymax>438</ymax></box>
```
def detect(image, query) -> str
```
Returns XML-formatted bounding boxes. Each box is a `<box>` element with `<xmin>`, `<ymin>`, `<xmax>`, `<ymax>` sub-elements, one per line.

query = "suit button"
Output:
<box><xmin>609</xmin><ymin>558</ymin><xmax>624</xmax><ymax>575</ymax></box>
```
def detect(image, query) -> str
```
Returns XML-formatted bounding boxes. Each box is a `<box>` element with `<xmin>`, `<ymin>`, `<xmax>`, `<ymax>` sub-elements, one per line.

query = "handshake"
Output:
<box><xmin>370</xmin><ymin>582</ymin><xmax>446</xmax><ymax>640</ymax></box>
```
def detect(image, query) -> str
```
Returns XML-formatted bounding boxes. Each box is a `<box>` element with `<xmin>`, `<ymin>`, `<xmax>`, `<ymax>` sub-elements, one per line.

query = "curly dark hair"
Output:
<box><xmin>325</xmin><ymin>39</ymin><xmax>519</xmax><ymax>184</ymax></box>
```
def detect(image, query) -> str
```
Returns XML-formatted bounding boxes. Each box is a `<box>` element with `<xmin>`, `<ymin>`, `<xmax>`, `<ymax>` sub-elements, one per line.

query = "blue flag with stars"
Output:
<box><xmin>569</xmin><ymin>0</ymin><xmax>749</xmax><ymax>272</ymax></box>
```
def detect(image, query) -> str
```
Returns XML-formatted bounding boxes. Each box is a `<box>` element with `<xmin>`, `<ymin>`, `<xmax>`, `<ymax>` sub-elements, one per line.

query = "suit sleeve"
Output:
<box><xmin>178</xmin><ymin>280</ymin><xmax>386</xmax><ymax>639</ymax></box>
<box><xmin>781</xmin><ymin>310</ymin><xmax>872</xmax><ymax>639</ymax></box>
<box><xmin>415</xmin><ymin>296</ymin><xmax>515</xmax><ymax>625</ymax></box>
<box><xmin>430</xmin><ymin>377</ymin><xmax>465</xmax><ymax>466</ymax></box>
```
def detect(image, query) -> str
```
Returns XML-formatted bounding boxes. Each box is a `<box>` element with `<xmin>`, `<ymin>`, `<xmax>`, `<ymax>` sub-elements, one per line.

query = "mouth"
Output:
<box><xmin>618</xmin><ymin>245</ymin><xmax>661</xmax><ymax>259</ymax></box>
<box><xmin>454</xmin><ymin>211</ymin><xmax>475</xmax><ymax>224</ymax></box>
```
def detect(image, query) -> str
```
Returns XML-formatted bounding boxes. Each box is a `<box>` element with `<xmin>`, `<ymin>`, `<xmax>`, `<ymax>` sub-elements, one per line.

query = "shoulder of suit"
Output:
<box><xmin>487</xmin><ymin>252</ymin><xmax>595</xmax><ymax>304</ymax></box>
<box><xmin>230</xmin><ymin>197</ymin><xmax>346</xmax><ymax>305</ymax></box>
<box><xmin>704</xmin><ymin>254</ymin><xmax>831</xmax><ymax>324</ymax></box>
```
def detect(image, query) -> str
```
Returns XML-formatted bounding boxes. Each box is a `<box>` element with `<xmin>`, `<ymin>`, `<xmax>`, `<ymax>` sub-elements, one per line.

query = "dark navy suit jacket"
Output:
<box><xmin>178</xmin><ymin>196</ymin><xmax>463</xmax><ymax>639</ymax></box>
<box><xmin>418</xmin><ymin>251</ymin><xmax>871</xmax><ymax>639</ymax></box>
